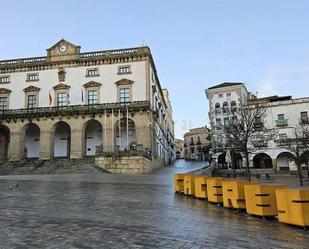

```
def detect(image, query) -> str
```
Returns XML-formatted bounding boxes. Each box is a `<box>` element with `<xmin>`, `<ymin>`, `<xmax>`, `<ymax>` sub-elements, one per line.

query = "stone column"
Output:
<box><xmin>70</xmin><ymin>123</ymin><xmax>83</xmax><ymax>159</ymax></box>
<box><xmin>272</xmin><ymin>159</ymin><xmax>277</xmax><ymax>172</ymax></box>
<box><xmin>135</xmin><ymin>113</ymin><xmax>151</xmax><ymax>149</ymax></box>
<box><xmin>8</xmin><ymin>130</ymin><xmax>22</xmax><ymax>161</ymax></box>
<box><xmin>39</xmin><ymin>129</ymin><xmax>52</xmax><ymax>160</ymax></box>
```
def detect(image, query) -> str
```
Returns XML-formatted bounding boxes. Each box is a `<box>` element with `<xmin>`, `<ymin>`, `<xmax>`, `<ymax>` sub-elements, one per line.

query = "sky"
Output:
<box><xmin>0</xmin><ymin>0</ymin><xmax>308</xmax><ymax>139</ymax></box>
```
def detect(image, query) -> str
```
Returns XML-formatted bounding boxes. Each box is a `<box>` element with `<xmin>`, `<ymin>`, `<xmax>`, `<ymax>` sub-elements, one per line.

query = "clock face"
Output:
<box><xmin>59</xmin><ymin>44</ymin><xmax>67</xmax><ymax>53</ymax></box>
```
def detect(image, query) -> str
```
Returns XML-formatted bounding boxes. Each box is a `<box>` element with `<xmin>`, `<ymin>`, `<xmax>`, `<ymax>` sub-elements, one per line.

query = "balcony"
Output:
<box><xmin>299</xmin><ymin>117</ymin><xmax>309</xmax><ymax>124</ymax></box>
<box><xmin>0</xmin><ymin>101</ymin><xmax>151</xmax><ymax>120</ymax></box>
<box><xmin>254</xmin><ymin>122</ymin><xmax>264</xmax><ymax>130</ymax></box>
<box><xmin>276</xmin><ymin>119</ymin><xmax>288</xmax><ymax>127</ymax></box>
<box><xmin>214</xmin><ymin>108</ymin><xmax>221</xmax><ymax>114</ymax></box>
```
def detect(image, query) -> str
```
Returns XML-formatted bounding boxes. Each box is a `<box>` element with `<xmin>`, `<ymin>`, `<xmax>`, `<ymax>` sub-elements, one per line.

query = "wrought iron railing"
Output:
<box><xmin>275</xmin><ymin>119</ymin><xmax>288</xmax><ymax>127</ymax></box>
<box><xmin>0</xmin><ymin>101</ymin><xmax>150</xmax><ymax>119</ymax></box>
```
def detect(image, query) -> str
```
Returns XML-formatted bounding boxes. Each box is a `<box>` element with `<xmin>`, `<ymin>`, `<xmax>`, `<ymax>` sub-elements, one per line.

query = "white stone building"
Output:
<box><xmin>0</xmin><ymin>39</ymin><xmax>175</xmax><ymax>173</ymax></box>
<box><xmin>183</xmin><ymin>126</ymin><xmax>211</xmax><ymax>161</ymax></box>
<box><xmin>205</xmin><ymin>82</ymin><xmax>309</xmax><ymax>171</ymax></box>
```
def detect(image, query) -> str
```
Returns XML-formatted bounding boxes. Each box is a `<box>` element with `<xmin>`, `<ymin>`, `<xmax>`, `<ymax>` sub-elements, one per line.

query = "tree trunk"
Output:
<box><xmin>245</xmin><ymin>151</ymin><xmax>251</xmax><ymax>182</ymax></box>
<box><xmin>296</xmin><ymin>161</ymin><xmax>303</xmax><ymax>186</ymax></box>
<box><xmin>231</xmin><ymin>152</ymin><xmax>236</xmax><ymax>178</ymax></box>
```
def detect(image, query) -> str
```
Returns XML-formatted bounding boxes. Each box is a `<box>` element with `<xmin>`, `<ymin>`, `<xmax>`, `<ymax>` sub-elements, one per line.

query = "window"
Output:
<box><xmin>0</xmin><ymin>76</ymin><xmax>10</xmax><ymax>84</ymax></box>
<box><xmin>27</xmin><ymin>95</ymin><xmax>37</xmax><ymax>108</ymax></box>
<box><xmin>226</xmin><ymin>93</ymin><xmax>231</xmax><ymax>97</ymax></box>
<box><xmin>279</xmin><ymin>133</ymin><xmax>287</xmax><ymax>141</ymax></box>
<box><xmin>216</xmin><ymin>118</ymin><xmax>222</xmax><ymax>130</ymax></box>
<box><xmin>215</xmin><ymin>103</ymin><xmax>220</xmax><ymax>108</ymax></box>
<box><xmin>277</xmin><ymin>114</ymin><xmax>285</xmax><ymax>120</ymax></box>
<box><xmin>27</xmin><ymin>73</ymin><xmax>39</xmax><ymax>81</ymax></box>
<box><xmin>300</xmin><ymin>111</ymin><xmax>308</xmax><ymax>123</ymax></box>
<box><xmin>86</xmin><ymin>68</ymin><xmax>99</xmax><ymax>77</ymax></box>
<box><xmin>118</xmin><ymin>66</ymin><xmax>131</xmax><ymax>74</ymax></box>
<box><xmin>224</xmin><ymin>117</ymin><xmax>229</xmax><ymax>126</ymax></box>
<box><xmin>0</xmin><ymin>97</ymin><xmax>8</xmax><ymax>110</ymax></box>
<box><xmin>119</xmin><ymin>88</ymin><xmax>130</xmax><ymax>103</ymax></box>
<box><xmin>218</xmin><ymin>94</ymin><xmax>223</xmax><ymax>98</ymax></box>
<box><xmin>88</xmin><ymin>90</ymin><xmax>97</xmax><ymax>105</ymax></box>
<box><xmin>57</xmin><ymin>92</ymin><xmax>67</xmax><ymax>106</ymax></box>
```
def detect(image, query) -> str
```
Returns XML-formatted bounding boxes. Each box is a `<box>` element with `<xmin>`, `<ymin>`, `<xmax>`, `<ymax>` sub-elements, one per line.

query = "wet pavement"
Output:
<box><xmin>0</xmin><ymin>160</ymin><xmax>308</xmax><ymax>249</ymax></box>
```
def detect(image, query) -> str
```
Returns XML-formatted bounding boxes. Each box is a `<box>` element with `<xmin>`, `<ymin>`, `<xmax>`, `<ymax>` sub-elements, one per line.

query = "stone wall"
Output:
<box><xmin>95</xmin><ymin>155</ymin><xmax>162</xmax><ymax>174</ymax></box>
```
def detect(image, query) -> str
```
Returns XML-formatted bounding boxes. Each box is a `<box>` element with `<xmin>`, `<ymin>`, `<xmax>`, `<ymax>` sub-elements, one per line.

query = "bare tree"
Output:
<box><xmin>283</xmin><ymin>125</ymin><xmax>309</xmax><ymax>186</ymax></box>
<box><xmin>224</xmin><ymin>105</ymin><xmax>275</xmax><ymax>181</ymax></box>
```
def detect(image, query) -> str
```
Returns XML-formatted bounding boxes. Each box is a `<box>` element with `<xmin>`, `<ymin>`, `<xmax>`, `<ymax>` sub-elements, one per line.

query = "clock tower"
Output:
<box><xmin>46</xmin><ymin>39</ymin><xmax>81</xmax><ymax>62</ymax></box>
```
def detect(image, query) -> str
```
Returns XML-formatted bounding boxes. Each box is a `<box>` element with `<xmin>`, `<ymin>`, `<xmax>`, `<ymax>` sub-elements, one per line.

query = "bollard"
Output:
<box><xmin>174</xmin><ymin>174</ymin><xmax>186</xmax><ymax>193</ymax></box>
<box><xmin>184</xmin><ymin>174</ymin><xmax>195</xmax><ymax>196</ymax></box>
<box><xmin>194</xmin><ymin>175</ymin><xmax>208</xmax><ymax>199</ymax></box>
<box><xmin>244</xmin><ymin>184</ymin><xmax>287</xmax><ymax>217</ymax></box>
<box><xmin>207</xmin><ymin>177</ymin><xmax>223</xmax><ymax>204</ymax></box>
<box><xmin>276</xmin><ymin>189</ymin><xmax>309</xmax><ymax>227</ymax></box>
<box><xmin>222</xmin><ymin>180</ymin><xmax>256</xmax><ymax>209</ymax></box>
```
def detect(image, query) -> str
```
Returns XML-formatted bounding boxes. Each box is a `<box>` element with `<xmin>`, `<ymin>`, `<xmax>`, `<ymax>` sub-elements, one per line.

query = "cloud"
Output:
<box><xmin>257</xmin><ymin>65</ymin><xmax>309</xmax><ymax>98</ymax></box>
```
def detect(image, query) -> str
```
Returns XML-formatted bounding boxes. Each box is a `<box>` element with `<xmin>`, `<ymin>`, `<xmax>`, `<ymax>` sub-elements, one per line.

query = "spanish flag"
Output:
<box><xmin>49</xmin><ymin>91</ymin><xmax>52</xmax><ymax>106</ymax></box>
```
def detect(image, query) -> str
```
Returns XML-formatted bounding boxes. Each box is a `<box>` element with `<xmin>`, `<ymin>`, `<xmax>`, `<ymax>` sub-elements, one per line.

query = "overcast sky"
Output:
<box><xmin>1</xmin><ymin>0</ymin><xmax>308</xmax><ymax>138</ymax></box>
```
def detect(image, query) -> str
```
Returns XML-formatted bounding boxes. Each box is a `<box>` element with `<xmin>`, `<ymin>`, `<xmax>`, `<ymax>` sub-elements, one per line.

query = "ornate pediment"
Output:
<box><xmin>115</xmin><ymin>78</ymin><xmax>134</xmax><ymax>86</ymax></box>
<box><xmin>0</xmin><ymin>88</ymin><xmax>11</xmax><ymax>94</ymax></box>
<box><xmin>23</xmin><ymin>85</ymin><xmax>40</xmax><ymax>92</ymax></box>
<box><xmin>46</xmin><ymin>39</ymin><xmax>81</xmax><ymax>62</ymax></box>
<box><xmin>83</xmin><ymin>81</ymin><xmax>102</xmax><ymax>88</ymax></box>
<box><xmin>53</xmin><ymin>83</ymin><xmax>71</xmax><ymax>90</ymax></box>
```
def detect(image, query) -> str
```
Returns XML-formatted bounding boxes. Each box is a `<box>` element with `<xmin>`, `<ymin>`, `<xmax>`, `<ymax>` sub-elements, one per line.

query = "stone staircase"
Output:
<box><xmin>0</xmin><ymin>158</ymin><xmax>109</xmax><ymax>175</ymax></box>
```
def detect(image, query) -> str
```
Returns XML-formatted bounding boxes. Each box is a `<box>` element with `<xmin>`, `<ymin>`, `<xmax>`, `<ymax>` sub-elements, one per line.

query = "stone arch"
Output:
<box><xmin>52</xmin><ymin>121</ymin><xmax>71</xmax><ymax>158</ymax></box>
<box><xmin>276</xmin><ymin>151</ymin><xmax>295</xmax><ymax>171</ymax></box>
<box><xmin>21</xmin><ymin>123</ymin><xmax>40</xmax><ymax>159</ymax></box>
<box><xmin>253</xmin><ymin>153</ymin><xmax>273</xmax><ymax>169</ymax></box>
<box><xmin>82</xmin><ymin>119</ymin><xmax>103</xmax><ymax>156</ymax></box>
<box><xmin>0</xmin><ymin>125</ymin><xmax>10</xmax><ymax>161</ymax></box>
<box><xmin>114</xmin><ymin>118</ymin><xmax>136</xmax><ymax>151</ymax></box>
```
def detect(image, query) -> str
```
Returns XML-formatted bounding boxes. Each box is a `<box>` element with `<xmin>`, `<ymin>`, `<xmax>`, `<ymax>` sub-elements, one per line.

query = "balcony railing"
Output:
<box><xmin>275</xmin><ymin>119</ymin><xmax>288</xmax><ymax>127</ymax></box>
<box><xmin>299</xmin><ymin>117</ymin><xmax>309</xmax><ymax>124</ymax></box>
<box><xmin>0</xmin><ymin>101</ymin><xmax>150</xmax><ymax>119</ymax></box>
<box><xmin>254</xmin><ymin>122</ymin><xmax>264</xmax><ymax>130</ymax></box>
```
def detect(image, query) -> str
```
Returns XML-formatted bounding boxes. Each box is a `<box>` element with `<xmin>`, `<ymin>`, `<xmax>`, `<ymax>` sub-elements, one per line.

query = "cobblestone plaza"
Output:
<box><xmin>0</xmin><ymin>161</ymin><xmax>308</xmax><ymax>249</ymax></box>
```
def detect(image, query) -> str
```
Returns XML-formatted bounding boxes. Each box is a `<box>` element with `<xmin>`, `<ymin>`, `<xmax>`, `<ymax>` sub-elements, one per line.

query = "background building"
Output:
<box><xmin>175</xmin><ymin>139</ymin><xmax>184</xmax><ymax>159</ymax></box>
<box><xmin>206</xmin><ymin>82</ymin><xmax>309</xmax><ymax>172</ymax></box>
<box><xmin>0</xmin><ymin>39</ymin><xmax>175</xmax><ymax>173</ymax></box>
<box><xmin>183</xmin><ymin>126</ymin><xmax>211</xmax><ymax>161</ymax></box>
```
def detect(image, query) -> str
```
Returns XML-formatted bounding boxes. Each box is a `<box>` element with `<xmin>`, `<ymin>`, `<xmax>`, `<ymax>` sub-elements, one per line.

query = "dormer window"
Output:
<box><xmin>86</xmin><ymin>68</ymin><xmax>99</xmax><ymax>77</ymax></box>
<box><xmin>118</xmin><ymin>65</ymin><xmax>131</xmax><ymax>75</ymax></box>
<box><xmin>27</xmin><ymin>73</ymin><xmax>39</xmax><ymax>82</ymax></box>
<box><xmin>0</xmin><ymin>76</ymin><xmax>10</xmax><ymax>84</ymax></box>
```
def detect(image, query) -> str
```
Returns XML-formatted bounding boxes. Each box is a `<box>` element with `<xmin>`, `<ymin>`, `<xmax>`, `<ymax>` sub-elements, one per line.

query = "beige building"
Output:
<box><xmin>0</xmin><ymin>39</ymin><xmax>175</xmax><ymax>173</ymax></box>
<box><xmin>175</xmin><ymin>139</ymin><xmax>184</xmax><ymax>159</ymax></box>
<box><xmin>183</xmin><ymin>126</ymin><xmax>211</xmax><ymax>161</ymax></box>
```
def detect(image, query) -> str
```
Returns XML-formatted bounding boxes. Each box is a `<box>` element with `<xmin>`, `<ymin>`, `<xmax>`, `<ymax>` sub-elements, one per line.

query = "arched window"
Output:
<box><xmin>223</xmin><ymin>102</ymin><xmax>228</xmax><ymax>113</ymax></box>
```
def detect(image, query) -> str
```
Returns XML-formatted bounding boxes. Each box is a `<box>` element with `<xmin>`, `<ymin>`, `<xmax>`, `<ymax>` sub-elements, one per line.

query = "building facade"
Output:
<box><xmin>206</xmin><ymin>82</ymin><xmax>309</xmax><ymax>171</ymax></box>
<box><xmin>175</xmin><ymin>139</ymin><xmax>184</xmax><ymax>159</ymax></box>
<box><xmin>0</xmin><ymin>39</ymin><xmax>175</xmax><ymax>172</ymax></box>
<box><xmin>183</xmin><ymin>126</ymin><xmax>211</xmax><ymax>161</ymax></box>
